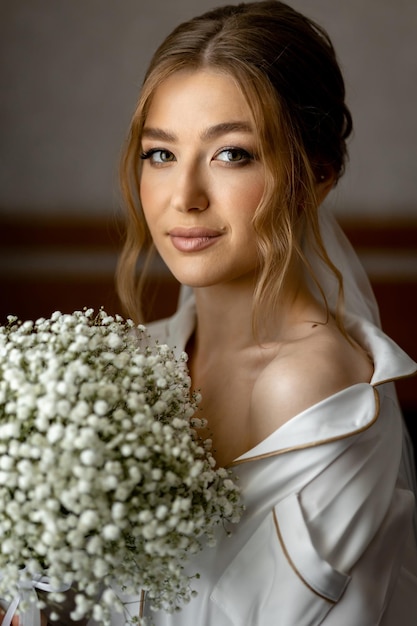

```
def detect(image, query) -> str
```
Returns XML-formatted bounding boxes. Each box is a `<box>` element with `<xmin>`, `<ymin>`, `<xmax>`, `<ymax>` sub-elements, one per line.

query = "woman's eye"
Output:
<box><xmin>214</xmin><ymin>147</ymin><xmax>254</xmax><ymax>165</ymax></box>
<box><xmin>140</xmin><ymin>149</ymin><xmax>176</xmax><ymax>164</ymax></box>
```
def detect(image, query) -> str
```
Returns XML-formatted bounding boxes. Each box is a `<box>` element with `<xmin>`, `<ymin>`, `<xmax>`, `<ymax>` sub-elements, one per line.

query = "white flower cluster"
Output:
<box><xmin>0</xmin><ymin>309</ymin><xmax>242</xmax><ymax>624</ymax></box>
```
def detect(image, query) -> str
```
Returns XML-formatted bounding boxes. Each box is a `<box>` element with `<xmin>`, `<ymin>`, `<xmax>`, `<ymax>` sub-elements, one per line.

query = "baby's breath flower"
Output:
<box><xmin>106</xmin><ymin>332</ymin><xmax>122</xmax><ymax>350</ymax></box>
<box><xmin>0</xmin><ymin>309</ymin><xmax>243</xmax><ymax>625</ymax></box>
<box><xmin>102</xmin><ymin>524</ymin><xmax>120</xmax><ymax>541</ymax></box>
<box><xmin>78</xmin><ymin>510</ymin><xmax>100</xmax><ymax>532</ymax></box>
<box><xmin>93</xmin><ymin>399</ymin><xmax>109</xmax><ymax>416</ymax></box>
<box><xmin>80</xmin><ymin>449</ymin><xmax>99</xmax><ymax>467</ymax></box>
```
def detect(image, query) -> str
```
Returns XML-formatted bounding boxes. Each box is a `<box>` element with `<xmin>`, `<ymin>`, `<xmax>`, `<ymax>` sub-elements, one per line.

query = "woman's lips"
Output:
<box><xmin>168</xmin><ymin>228</ymin><xmax>222</xmax><ymax>252</ymax></box>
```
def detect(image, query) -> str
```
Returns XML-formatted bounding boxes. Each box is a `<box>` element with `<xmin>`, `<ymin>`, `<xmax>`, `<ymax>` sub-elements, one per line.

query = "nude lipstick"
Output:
<box><xmin>168</xmin><ymin>227</ymin><xmax>222</xmax><ymax>252</ymax></box>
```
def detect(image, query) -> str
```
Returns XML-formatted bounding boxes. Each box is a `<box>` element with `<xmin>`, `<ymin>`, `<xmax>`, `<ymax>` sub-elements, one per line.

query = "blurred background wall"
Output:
<box><xmin>1</xmin><ymin>0</ymin><xmax>417</xmax><ymax>217</ymax></box>
<box><xmin>1</xmin><ymin>1</ymin><xmax>416</xmax><ymax>414</ymax></box>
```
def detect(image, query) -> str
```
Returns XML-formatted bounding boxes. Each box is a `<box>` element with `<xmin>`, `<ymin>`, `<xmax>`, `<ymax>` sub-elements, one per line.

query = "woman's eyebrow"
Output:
<box><xmin>142</xmin><ymin>121</ymin><xmax>253</xmax><ymax>143</ymax></box>
<box><xmin>142</xmin><ymin>127</ymin><xmax>177</xmax><ymax>142</ymax></box>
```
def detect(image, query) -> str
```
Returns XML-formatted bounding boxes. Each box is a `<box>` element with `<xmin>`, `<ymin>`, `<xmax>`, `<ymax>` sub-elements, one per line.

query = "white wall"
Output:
<box><xmin>0</xmin><ymin>0</ymin><xmax>416</xmax><ymax>217</ymax></box>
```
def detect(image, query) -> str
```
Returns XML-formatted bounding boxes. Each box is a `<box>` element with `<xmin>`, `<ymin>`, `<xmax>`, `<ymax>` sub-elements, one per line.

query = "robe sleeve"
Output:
<box><xmin>210</xmin><ymin>383</ymin><xmax>416</xmax><ymax>625</ymax></box>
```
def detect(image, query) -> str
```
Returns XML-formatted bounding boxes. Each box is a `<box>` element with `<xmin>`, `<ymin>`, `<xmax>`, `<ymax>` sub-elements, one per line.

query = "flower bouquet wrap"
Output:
<box><xmin>0</xmin><ymin>309</ymin><xmax>242</xmax><ymax>625</ymax></box>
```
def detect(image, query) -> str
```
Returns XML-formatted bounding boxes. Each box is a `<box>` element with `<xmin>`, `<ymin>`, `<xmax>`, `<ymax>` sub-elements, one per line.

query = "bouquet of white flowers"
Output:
<box><xmin>0</xmin><ymin>309</ymin><xmax>242</xmax><ymax>625</ymax></box>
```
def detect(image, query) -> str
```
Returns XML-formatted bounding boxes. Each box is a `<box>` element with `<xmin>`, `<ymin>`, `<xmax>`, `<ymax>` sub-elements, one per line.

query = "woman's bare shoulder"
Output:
<box><xmin>249</xmin><ymin>322</ymin><xmax>373</xmax><ymax>441</ymax></box>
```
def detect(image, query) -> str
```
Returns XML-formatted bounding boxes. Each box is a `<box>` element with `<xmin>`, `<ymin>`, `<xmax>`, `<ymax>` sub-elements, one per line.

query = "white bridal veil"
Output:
<box><xmin>306</xmin><ymin>207</ymin><xmax>381</xmax><ymax>327</ymax></box>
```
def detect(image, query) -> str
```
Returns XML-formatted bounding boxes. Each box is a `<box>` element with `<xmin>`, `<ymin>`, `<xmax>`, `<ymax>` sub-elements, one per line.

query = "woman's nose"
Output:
<box><xmin>170</xmin><ymin>165</ymin><xmax>209</xmax><ymax>213</ymax></box>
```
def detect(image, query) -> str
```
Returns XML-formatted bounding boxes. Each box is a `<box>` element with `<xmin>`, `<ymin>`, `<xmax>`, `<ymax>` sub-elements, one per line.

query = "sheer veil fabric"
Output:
<box><xmin>305</xmin><ymin>207</ymin><xmax>381</xmax><ymax>326</ymax></box>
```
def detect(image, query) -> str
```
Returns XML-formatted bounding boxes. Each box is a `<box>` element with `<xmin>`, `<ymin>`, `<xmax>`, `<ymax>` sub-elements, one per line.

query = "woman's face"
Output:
<box><xmin>140</xmin><ymin>69</ymin><xmax>265</xmax><ymax>290</ymax></box>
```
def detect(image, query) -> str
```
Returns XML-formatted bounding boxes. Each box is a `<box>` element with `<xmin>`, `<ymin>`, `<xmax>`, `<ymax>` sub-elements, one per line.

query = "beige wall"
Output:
<box><xmin>0</xmin><ymin>0</ymin><xmax>416</xmax><ymax>217</ymax></box>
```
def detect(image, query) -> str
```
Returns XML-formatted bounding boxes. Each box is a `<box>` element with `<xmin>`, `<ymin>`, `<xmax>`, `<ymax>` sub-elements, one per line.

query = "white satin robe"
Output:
<box><xmin>116</xmin><ymin>296</ymin><xmax>417</xmax><ymax>626</ymax></box>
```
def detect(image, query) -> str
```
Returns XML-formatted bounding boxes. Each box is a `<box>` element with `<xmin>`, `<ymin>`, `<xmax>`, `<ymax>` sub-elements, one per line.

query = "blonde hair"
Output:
<box><xmin>117</xmin><ymin>1</ymin><xmax>352</xmax><ymax>329</ymax></box>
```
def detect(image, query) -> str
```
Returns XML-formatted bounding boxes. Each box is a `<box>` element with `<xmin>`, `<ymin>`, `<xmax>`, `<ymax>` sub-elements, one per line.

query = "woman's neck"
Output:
<box><xmin>189</xmin><ymin>264</ymin><xmax>315</xmax><ymax>356</ymax></box>
<box><xmin>192</xmin><ymin>282</ymin><xmax>257</xmax><ymax>352</ymax></box>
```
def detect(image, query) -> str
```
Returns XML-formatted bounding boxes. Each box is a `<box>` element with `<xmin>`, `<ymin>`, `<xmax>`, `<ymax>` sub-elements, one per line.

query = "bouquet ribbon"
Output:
<box><xmin>1</xmin><ymin>569</ymin><xmax>71</xmax><ymax>626</ymax></box>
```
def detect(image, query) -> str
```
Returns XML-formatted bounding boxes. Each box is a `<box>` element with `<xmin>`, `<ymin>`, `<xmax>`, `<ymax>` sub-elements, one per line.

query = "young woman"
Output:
<box><xmin>2</xmin><ymin>2</ymin><xmax>414</xmax><ymax>625</ymax></box>
<box><xmin>113</xmin><ymin>1</ymin><xmax>417</xmax><ymax>624</ymax></box>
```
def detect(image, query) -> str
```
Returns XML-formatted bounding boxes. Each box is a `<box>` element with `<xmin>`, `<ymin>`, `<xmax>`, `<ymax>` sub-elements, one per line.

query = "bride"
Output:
<box><xmin>113</xmin><ymin>1</ymin><xmax>417</xmax><ymax>624</ymax></box>
<box><xmin>2</xmin><ymin>1</ymin><xmax>416</xmax><ymax>624</ymax></box>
